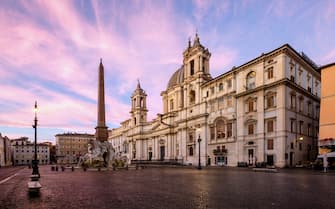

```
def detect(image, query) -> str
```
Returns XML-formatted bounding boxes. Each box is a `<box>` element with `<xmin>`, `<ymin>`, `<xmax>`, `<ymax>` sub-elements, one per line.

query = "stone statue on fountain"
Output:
<box><xmin>78</xmin><ymin>139</ymin><xmax>117</xmax><ymax>168</ymax></box>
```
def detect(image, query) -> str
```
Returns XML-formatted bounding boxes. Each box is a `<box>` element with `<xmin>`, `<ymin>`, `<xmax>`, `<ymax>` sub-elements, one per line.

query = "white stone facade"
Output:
<box><xmin>11</xmin><ymin>137</ymin><xmax>50</xmax><ymax>165</ymax></box>
<box><xmin>109</xmin><ymin>35</ymin><xmax>320</xmax><ymax>168</ymax></box>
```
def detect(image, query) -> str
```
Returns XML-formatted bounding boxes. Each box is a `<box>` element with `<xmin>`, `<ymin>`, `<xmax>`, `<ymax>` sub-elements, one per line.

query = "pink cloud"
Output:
<box><xmin>210</xmin><ymin>46</ymin><xmax>238</xmax><ymax>77</ymax></box>
<box><xmin>0</xmin><ymin>0</ymin><xmax>240</xmax><ymax>139</ymax></box>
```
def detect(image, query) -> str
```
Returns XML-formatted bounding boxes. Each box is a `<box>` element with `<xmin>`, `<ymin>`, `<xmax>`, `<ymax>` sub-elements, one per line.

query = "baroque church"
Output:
<box><xmin>108</xmin><ymin>33</ymin><xmax>320</xmax><ymax>168</ymax></box>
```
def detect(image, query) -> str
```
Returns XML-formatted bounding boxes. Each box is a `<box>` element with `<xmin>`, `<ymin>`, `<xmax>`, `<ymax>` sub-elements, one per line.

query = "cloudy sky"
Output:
<box><xmin>1</xmin><ymin>0</ymin><xmax>334</xmax><ymax>143</ymax></box>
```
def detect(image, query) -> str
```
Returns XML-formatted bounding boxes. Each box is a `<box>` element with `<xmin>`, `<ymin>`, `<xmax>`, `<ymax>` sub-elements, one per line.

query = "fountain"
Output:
<box><xmin>77</xmin><ymin>139</ymin><xmax>129</xmax><ymax>169</ymax></box>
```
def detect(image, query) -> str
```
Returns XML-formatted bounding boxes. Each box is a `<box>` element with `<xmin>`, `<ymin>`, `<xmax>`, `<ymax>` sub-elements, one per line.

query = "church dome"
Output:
<box><xmin>167</xmin><ymin>66</ymin><xmax>184</xmax><ymax>90</ymax></box>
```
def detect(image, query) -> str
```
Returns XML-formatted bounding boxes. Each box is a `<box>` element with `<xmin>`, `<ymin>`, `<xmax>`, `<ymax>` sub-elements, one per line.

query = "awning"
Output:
<box><xmin>317</xmin><ymin>151</ymin><xmax>335</xmax><ymax>158</ymax></box>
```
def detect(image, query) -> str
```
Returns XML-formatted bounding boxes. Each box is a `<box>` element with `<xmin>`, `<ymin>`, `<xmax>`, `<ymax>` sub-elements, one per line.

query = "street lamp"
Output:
<box><xmin>197</xmin><ymin>128</ymin><xmax>202</xmax><ymax>170</ymax></box>
<box><xmin>32</xmin><ymin>101</ymin><xmax>40</xmax><ymax>178</ymax></box>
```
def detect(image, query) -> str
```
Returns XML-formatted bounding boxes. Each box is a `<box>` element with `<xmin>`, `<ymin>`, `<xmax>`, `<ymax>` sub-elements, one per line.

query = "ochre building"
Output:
<box><xmin>55</xmin><ymin>133</ymin><xmax>95</xmax><ymax>164</ymax></box>
<box><xmin>319</xmin><ymin>63</ymin><xmax>335</xmax><ymax>154</ymax></box>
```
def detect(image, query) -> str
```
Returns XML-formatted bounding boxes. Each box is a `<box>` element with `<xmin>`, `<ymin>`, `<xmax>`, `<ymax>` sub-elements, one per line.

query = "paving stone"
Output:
<box><xmin>0</xmin><ymin>165</ymin><xmax>334</xmax><ymax>209</ymax></box>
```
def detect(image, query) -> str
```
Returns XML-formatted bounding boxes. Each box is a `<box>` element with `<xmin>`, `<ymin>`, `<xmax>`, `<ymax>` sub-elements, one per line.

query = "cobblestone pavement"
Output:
<box><xmin>0</xmin><ymin>166</ymin><xmax>25</xmax><ymax>181</ymax></box>
<box><xmin>0</xmin><ymin>166</ymin><xmax>334</xmax><ymax>209</ymax></box>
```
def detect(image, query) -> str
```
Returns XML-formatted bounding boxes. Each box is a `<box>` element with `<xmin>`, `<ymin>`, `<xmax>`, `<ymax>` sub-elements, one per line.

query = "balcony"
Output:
<box><xmin>213</xmin><ymin>149</ymin><xmax>228</xmax><ymax>155</ymax></box>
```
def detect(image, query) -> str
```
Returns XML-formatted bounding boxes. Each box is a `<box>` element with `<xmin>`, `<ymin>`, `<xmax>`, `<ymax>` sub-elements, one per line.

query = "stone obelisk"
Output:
<box><xmin>95</xmin><ymin>59</ymin><xmax>108</xmax><ymax>142</ymax></box>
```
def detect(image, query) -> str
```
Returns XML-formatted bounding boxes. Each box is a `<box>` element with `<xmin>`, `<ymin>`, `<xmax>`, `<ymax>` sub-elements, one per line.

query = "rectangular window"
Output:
<box><xmin>266</xmin><ymin>95</ymin><xmax>275</xmax><ymax>108</ymax></box>
<box><xmin>299</xmin><ymin>98</ymin><xmax>303</xmax><ymax>112</ymax></box>
<box><xmin>190</xmin><ymin>60</ymin><xmax>194</xmax><ymax>75</ymax></box>
<box><xmin>210</xmin><ymin>127</ymin><xmax>215</xmax><ymax>140</ymax></box>
<box><xmin>298</xmin><ymin>70</ymin><xmax>303</xmax><ymax>85</ymax></box>
<box><xmin>170</xmin><ymin>99</ymin><xmax>174</xmax><ymax>111</ymax></box>
<box><xmin>291</xmin><ymin>119</ymin><xmax>295</xmax><ymax>132</ymax></box>
<box><xmin>299</xmin><ymin>143</ymin><xmax>302</xmax><ymax>151</ymax></box>
<box><xmin>227</xmin><ymin>123</ymin><xmax>232</xmax><ymax>137</ymax></box>
<box><xmin>267</xmin><ymin>67</ymin><xmax>273</xmax><ymax>79</ymax></box>
<box><xmin>218</xmin><ymin>97</ymin><xmax>224</xmax><ymax>109</ymax></box>
<box><xmin>189</xmin><ymin>146</ymin><xmax>194</xmax><ymax>156</ymax></box>
<box><xmin>202</xmin><ymin>57</ymin><xmax>205</xmax><ymax>72</ymax></box>
<box><xmin>308</xmin><ymin>124</ymin><xmax>311</xmax><ymax>136</ymax></box>
<box><xmin>219</xmin><ymin>83</ymin><xmax>223</xmax><ymax>91</ymax></box>
<box><xmin>189</xmin><ymin>134</ymin><xmax>194</xmax><ymax>143</ymax></box>
<box><xmin>227</xmin><ymin>79</ymin><xmax>232</xmax><ymax>88</ymax></box>
<box><xmin>299</xmin><ymin>121</ymin><xmax>304</xmax><ymax>134</ymax></box>
<box><xmin>210</xmin><ymin>100</ymin><xmax>216</xmax><ymax>112</ymax></box>
<box><xmin>307</xmin><ymin>102</ymin><xmax>311</xmax><ymax>115</ymax></box>
<box><xmin>290</xmin><ymin>95</ymin><xmax>296</xmax><ymax>109</ymax></box>
<box><xmin>227</xmin><ymin>96</ymin><xmax>233</xmax><ymax>107</ymax></box>
<box><xmin>267</xmin><ymin>120</ymin><xmax>274</xmax><ymax>133</ymax></box>
<box><xmin>267</xmin><ymin>139</ymin><xmax>274</xmax><ymax>150</ymax></box>
<box><xmin>248</xmin><ymin>100</ymin><xmax>255</xmax><ymax>112</ymax></box>
<box><xmin>211</xmin><ymin>87</ymin><xmax>215</xmax><ymax>95</ymax></box>
<box><xmin>248</xmin><ymin>124</ymin><xmax>254</xmax><ymax>135</ymax></box>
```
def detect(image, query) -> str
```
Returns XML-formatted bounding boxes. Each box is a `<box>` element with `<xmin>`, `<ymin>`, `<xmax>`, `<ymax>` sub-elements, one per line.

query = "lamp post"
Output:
<box><xmin>197</xmin><ymin>129</ymin><xmax>202</xmax><ymax>170</ymax></box>
<box><xmin>32</xmin><ymin>101</ymin><xmax>40</xmax><ymax>178</ymax></box>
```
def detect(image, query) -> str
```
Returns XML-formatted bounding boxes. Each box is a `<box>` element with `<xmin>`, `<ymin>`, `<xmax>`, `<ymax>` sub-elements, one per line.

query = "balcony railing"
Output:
<box><xmin>213</xmin><ymin>149</ymin><xmax>228</xmax><ymax>155</ymax></box>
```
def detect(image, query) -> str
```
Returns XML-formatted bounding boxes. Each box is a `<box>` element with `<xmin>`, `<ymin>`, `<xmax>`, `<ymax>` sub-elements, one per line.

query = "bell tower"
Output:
<box><xmin>183</xmin><ymin>32</ymin><xmax>211</xmax><ymax>81</ymax></box>
<box><xmin>181</xmin><ymin>32</ymin><xmax>211</xmax><ymax>107</ymax></box>
<box><xmin>130</xmin><ymin>80</ymin><xmax>148</xmax><ymax>126</ymax></box>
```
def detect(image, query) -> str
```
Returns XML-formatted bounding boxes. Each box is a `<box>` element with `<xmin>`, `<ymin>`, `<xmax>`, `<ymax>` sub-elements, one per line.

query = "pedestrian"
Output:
<box><xmin>323</xmin><ymin>154</ymin><xmax>328</xmax><ymax>173</ymax></box>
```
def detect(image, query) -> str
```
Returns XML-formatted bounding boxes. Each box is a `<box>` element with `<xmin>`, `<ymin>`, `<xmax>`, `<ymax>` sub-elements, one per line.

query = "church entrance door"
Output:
<box><xmin>160</xmin><ymin>146</ymin><xmax>165</xmax><ymax>161</ymax></box>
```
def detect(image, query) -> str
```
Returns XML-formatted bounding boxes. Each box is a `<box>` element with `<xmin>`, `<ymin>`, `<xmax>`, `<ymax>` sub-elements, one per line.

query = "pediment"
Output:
<box><xmin>152</xmin><ymin>122</ymin><xmax>167</xmax><ymax>130</ymax></box>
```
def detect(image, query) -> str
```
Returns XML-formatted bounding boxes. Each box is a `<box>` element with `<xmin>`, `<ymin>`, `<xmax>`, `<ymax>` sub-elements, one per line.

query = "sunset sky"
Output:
<box><xmin>1</xmin><ymin>0</ymin><xmax>334</xmax><ymax>143</ymax></box>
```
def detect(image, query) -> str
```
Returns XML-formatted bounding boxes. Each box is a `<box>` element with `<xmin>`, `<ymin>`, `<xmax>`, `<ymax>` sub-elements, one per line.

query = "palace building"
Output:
<box><xmin>55</xmin><ymin>133</ymin><xmax>95</xmax><ymax>164</ymax></box>
<box><xmin>108</xmin><ymin>34</ymin><xmax>320</xmax><ymax>168</ymax></box>
<box><xmin>318</xmin><ymin>63</ymin><xmax>335</xmax><ymax>154</ymax></box>
<box><xmin>11</xmin><ymin>137</ymin><xmax>50</xmax><ymax>166</ymax></box>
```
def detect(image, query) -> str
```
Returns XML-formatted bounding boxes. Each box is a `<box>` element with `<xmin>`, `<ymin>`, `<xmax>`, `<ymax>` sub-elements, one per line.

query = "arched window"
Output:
<box><xmin>216</xmin><ymin>119</ymin><xmax>225</xmax><ymax>139</ymax></box>
<box><xmin>189</xmin><ymin>90</ymin><xmax>195</xmax><ymax>104</ymax></box>
<box><xmin>246</xmin><ymin>71</ymin><xmax>256</xmax><ymax>89</ymax></box>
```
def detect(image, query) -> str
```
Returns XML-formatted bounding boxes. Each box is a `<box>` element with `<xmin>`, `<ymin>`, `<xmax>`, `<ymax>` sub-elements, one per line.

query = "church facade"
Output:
<box><xmin>108</xmin><ymin>34</ymin><xmax>321</xmax><ymax>168</ymax></box>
